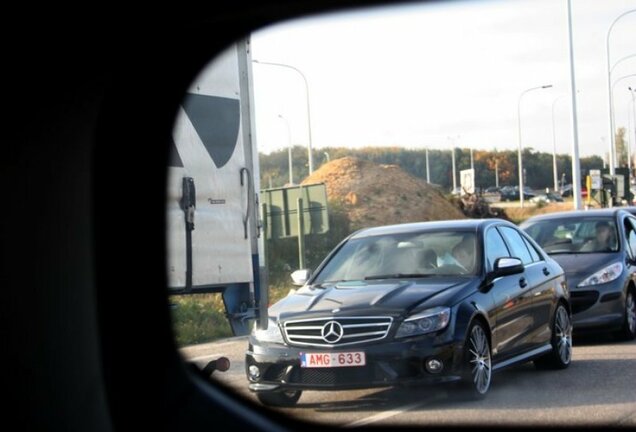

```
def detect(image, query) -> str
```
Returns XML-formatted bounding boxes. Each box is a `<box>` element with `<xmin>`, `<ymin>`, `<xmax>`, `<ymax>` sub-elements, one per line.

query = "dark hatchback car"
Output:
<box><xmin>246</xmin><ymin>219</ymin><xmax>571</xmax><ymax>407</ymax></box>
<box><xmin>521</xmin><ymin>209</ymin><xmax>636</xmax><ymax>340</ymax></box>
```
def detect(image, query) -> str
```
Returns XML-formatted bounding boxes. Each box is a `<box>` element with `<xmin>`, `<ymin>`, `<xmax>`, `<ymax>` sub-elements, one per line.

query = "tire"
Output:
<box><xmin>534</xmin><ymin>304</ymin><xmax>572</xmax><ymax>370</ymax></box>
<box><xmin>256</xmin><ymin>390</ymin><xmax>302</xmax><ymax>407</ymax></box>
<box><xmin>615</xmin><ymin>290</ymin><xmax>636</xmax><ymax>341</ymax></box>
<box><xmin>460</xmin><ymin>321</ymin><xmax>492</xmax><ymax>398</ymax></box>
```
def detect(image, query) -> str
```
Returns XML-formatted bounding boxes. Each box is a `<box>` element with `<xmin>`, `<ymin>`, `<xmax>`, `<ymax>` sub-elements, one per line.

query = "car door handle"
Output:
<box><xmin>519</xmin><ymin>277</ymin><xmax>528</xmax><ymax>288</ymax></box>
<box><xmin>542</xmin><ymin>267</ymin><xmax>550</xmax><ymax>276</ymax></box>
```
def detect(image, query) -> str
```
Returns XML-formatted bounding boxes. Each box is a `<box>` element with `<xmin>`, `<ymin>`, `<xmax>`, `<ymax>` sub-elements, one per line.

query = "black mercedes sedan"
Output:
<box><xmin>521</xmin><ymin>209</ymin><xmax>636</xmax><ymax>340</ymax></box>
<box><xmin>246</xmin><ymin>219</ymin><xmax>571</xmax><ymax>407</ymax></box>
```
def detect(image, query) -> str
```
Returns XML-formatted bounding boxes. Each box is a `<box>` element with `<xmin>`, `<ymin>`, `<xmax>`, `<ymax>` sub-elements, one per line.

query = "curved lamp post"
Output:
<box><xmin>605</xmin><ymin>9</ymin><xmax>636</xmax><ymax>175</ymax></box>
<box><xmin>518</xmin><ymin>85</ymin><xmax>552</xmax><ymax>208</ymax></box>
<box><xmin>253</xmin><ymin>59</ymin><xmax>314</xmax><ymax>174</ymax></box>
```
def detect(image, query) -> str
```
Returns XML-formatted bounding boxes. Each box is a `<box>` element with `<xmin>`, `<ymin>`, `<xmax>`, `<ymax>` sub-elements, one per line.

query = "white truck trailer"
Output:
<box><xmin>167</xmin><ymin>37</ymin><xmax>266</xmax><ymax>335</ymax></box>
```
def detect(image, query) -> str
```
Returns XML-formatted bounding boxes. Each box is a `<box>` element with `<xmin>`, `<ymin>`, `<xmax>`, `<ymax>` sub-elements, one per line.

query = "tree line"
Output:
<box><xmin>259</xmin><ymin>146</ymin><xmax>606</xmax><ymax>191</ymax></box>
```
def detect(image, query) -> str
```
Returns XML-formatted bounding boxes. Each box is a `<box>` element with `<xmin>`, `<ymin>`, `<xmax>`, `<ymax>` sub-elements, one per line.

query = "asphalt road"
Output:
<box><xmin>180</xmin><ymin>334</ymin><xmax>636</xmax><ymax>427</ymax></box>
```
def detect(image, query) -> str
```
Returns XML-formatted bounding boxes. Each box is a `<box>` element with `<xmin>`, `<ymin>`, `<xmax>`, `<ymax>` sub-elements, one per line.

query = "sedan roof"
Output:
<box><xmin>520</xmin><ymin>208</ymin><xmax>628</xmax><ymax>224</ymax></box>
<box><xmin>350</xmin><ymin>218</ymin><xmax>512</xmax><ymax>239</ymax></box>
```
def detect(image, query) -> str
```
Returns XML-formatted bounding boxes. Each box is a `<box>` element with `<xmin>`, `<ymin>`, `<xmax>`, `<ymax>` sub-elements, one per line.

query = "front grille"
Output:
<box><xmin>570</xmin><ymin>290</ymin><xmax>599</xmax><ymax>314</ymax></box>
<box><xmin>283</xmin><ymin>316</ymin><xmax>393</xmax><ymax>347</ymax></box>
<box><xmin>290</xmin><ymin>366</ymin><xmax>374</xmax><ymax>385</ymax></box>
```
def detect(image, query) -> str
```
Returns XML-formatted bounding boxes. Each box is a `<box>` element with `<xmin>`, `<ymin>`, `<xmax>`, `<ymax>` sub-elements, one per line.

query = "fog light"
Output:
<box><xmin>425</xmin><ymin>358</ymin><xmax>443</xmax><ymax>373</ymax></box>
<box><xmin>248</xmin><ymin>365</ymin><xmax>261</xmax><ymax>380</ymax></box>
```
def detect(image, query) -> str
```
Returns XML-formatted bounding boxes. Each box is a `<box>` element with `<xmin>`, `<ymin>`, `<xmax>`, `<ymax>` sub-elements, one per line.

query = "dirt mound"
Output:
<box><xmin>301</xmin><ymin>157</ymin><xmax>465</xmax><ymax>230</ymax></box>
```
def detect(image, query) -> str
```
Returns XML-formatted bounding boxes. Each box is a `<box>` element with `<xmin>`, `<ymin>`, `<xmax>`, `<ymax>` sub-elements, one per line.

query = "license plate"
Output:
<box><xmin>300</xmin><ymin>351</ymin><xmax>366</xmax><ymax>368</ymax></box>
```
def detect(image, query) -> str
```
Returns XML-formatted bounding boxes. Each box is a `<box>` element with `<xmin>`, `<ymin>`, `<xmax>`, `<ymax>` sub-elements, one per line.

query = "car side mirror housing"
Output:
<box><xmin>492</xmin><ymin>257</ymin><xmax>524</xmax><ymax>277</ymax></box>
<box><xmin>291</xmin><ymin>269</ymin><xmax>312</xmax><ymax>286</ymax></box>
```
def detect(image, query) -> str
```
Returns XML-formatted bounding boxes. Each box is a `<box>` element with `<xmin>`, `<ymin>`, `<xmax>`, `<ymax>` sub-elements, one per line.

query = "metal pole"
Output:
<box><xmin>605</xmin><ymin>9</ymin><xmax>636</xmax><ymax>175</ymax></box>
<box><xmin>451</xmin><ymin>146</ymin><xmax>457</xmax><ymax>192</ymax></box>
<box><xmin>518</xmin><ymin>85</ymin><xmax>552</xmax><ymax>208</ymax></box>
<box><xmin>470</xmin><ymin>147</ymin><xmax>474</xmax><ymax>170</ymax></box>
<box><xmin>567</xmin><ymin>0</ymin><xmax>583</xmax><ymax>210</ymax></box>
<box><xmin>551</xmin><ymin>95</ymin><xmax>566</xmax><ymax>192</ymax></box>
<box><xmin>253</xmin><ymin>59</ymin><xmax>314</xmax><ymax>173</ymax></box>
<box><xmin>627</xmin><ymin>99</ymin><xmax>632</xmax><ymax>179</ymax></box>
<box><xmin>629</xmin><ymin>87</ymin><xmax>636</xmax><ymax>178</ymax></box>
<box><xmin>425</xmin><ymin>147</ymin><xmax>430</xmax><ymax>183</ymax></box>
<box><xmin>297</xmin><ymin>197</ymin><xmax>305</xmax><ymax>269</ymax></box>
<box><xmin>278</xmin><ymin>114</ymin><xmax>293</xmax><ymax>185</ymax></box>
<box><xmin>495</xmin><ymin>159</ymin><xmax>499</xmax><ymax>188</ymax></box>
<box><xmin>260</xmin><ymin>202</ymin><xmax>269</xmax><ymax>330</ymax></box>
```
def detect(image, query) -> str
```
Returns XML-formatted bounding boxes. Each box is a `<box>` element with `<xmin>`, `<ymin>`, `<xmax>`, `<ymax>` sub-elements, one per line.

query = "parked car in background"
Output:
<box><xmin>247</xmin><ymin>219</ymin><xmax>571</xmax><ymax>407</ymax></box>
<box><xmin>500</xmin><ymin>186</ymin><xmax>536</xmax><ymax>201</ymax></box>
<box><xmin>561</xmin><ymin>184</ymin><xmax>588</xmax><ymax>198</ymax></box>
<box><xmin>521</xmin><ymin>209</ymin><xmax>636</xmax><ymax>340</ymax></box>
<box><xmin>530</xmin><ymin>192</ymin><xmax>564</xmax><ymax>204</ymax></box>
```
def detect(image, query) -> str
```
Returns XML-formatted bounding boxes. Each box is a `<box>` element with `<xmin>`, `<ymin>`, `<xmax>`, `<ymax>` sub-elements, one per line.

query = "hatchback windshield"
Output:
<box><xmin>313</xmin><ymin>231</ymin><xmax>479</xmax><ymax>284</ymax></box>
<box><xmin>523</xmin><ymin>218</ymin><xmax>619</xmax><ymax>254</ymax></box>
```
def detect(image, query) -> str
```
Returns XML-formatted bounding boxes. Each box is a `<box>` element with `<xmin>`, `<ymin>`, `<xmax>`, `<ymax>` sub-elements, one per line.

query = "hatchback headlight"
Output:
<box><xmin>578</xmin><ymin>262</ymin><xmax>623</xmax><ymax>287</ymax></box>
<box><xmin>252</xmin><ymin>320</ymin><xmax>284</xmax><ymax>343</ymax></box>
<box><xmin>396</xmin><ymin>307</ymin><xmax>451</xmax><ymax>338</ymax></box>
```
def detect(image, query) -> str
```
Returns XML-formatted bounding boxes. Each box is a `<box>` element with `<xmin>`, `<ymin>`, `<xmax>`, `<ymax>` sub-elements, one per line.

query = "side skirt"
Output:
<box><xmin>492</xmin><ymin>344</ymin><xmax>552</xmax><ymax>372</ymax></box>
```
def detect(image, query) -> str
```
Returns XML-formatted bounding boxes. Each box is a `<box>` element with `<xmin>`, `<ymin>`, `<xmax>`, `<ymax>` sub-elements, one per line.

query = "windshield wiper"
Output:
<box><xmin>364</xmin><ymin>273</ymin><xmax>434</xmax><ymax>280</ymax></box>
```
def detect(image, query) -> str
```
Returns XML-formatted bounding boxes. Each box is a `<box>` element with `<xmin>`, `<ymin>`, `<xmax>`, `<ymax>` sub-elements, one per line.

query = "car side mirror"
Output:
<box><xmin>492</xmin><ymin>257</ymin><xmax>524</xmax><ymax>277</ymax></box>
<box><xmin>291</xmin><ymin>269</ymin><xmax>312</xmax><ymax>286</ymax></box>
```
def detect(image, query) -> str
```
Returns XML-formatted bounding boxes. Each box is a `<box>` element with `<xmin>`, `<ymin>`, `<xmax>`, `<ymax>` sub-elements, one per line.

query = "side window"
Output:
<box><xmin>626</xmin><ymin>218</ymin><xmax>636</xmax><ymax>259</ymax></box>
<box><xmin>499</xmin><ymin>226</ymin><xmax>533</xmax><ymax>265</ymax></box>
<box><xmin>521</xmin><ymin>234</ymin><xmax>542</xmax><ymax>262</ymax></box>
<box><xmin>485</xmin><ymin>227</ymin><xmax>510</xmax><ymax>271</ymax></box>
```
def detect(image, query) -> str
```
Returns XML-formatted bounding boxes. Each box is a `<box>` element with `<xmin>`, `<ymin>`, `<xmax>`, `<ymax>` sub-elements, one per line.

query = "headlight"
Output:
<box><xmin>578</xmin><ymin>262</ymin><xmax>623</xmax><ymax>287</ymax></box>
<box><xmin>396</xmin><ymin>307</ymin><xmax>451</xmax><ymax>338</ymax></box>
<box><xmin>252</xmin><ymin>320</ymin><xmax>284</xmax><ymax>343</ymax></box>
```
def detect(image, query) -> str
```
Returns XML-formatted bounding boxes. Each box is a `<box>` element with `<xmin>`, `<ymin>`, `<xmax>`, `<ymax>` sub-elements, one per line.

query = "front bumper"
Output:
<box><xmin>245</xmin><ymin>335</ymin><xmax>464</xmax><ymax>392</ymax></box>
<box><xmin>569</xmin><ymin>276</ymin><xmax>626</xmax><ymax>332</ymax></box>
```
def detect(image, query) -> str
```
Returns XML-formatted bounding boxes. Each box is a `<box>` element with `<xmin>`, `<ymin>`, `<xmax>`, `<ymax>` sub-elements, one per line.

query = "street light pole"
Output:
<box><xmin>551</xmin><ymin>94</ymin><xmax>567</xmax><ymax>192</ymax></box>
<box><xmin>567</xmin><ymin>0</ymin><xmax>582</xmax><ymax>210</ymax></box>
<box><xmin>252</xmin><ymin>59</ymin><xmax>315</xmax><ymax>173</ymax></box>
<box><xmin>278</xmin><ymin>114</ymin><xmax>293</xmax><ymax>185</ymax></box>
<box><xmin>605</xmin><ymin>9</ymin><xmax>636</xmax><ymax>175</ymax></box>
<box><xmin>425</xmin><ymin>147</ymin><xmax>430</xmax><ymax>183</ymax></box>
<box><xmin>518</xmin><ymin>84</ymin><xmax>552</xmax><ymax>208</ymax></box>
<box><xmin>629</xmin><ymin>87</ymin><xmax>636</xmax><ymax>178</ymax></box>
<box><xmin>448</xmin><ymin>136</ymin><xmax>459</xmax><ymax>192</ymax></box>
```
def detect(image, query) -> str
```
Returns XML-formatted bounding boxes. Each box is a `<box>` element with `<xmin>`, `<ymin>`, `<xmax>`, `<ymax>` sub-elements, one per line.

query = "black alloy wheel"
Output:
<box><xmin>535</xmin><ymin>304</ymin><xmax>572</xmax><ymax>370</ymax></box>
<box><xmin>462</xmin><ymin>321</ymin><xmax>492</xmax><ymax>397</ymax></box>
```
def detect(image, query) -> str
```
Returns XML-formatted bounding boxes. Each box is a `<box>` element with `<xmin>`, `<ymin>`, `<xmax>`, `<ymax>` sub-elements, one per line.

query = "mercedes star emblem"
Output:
<box><xmin>321</xmin><ymin>320</ymin><xmax>344</xmax><ymax>343</ymax></box>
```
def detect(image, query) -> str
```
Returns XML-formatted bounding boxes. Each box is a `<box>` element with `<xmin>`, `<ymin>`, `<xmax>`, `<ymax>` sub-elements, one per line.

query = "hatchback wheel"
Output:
<box><xmin>616</xmin><ymin>290</ymin><xmax>636</xmax><ymax>341</ymax></box>
<box><xmin>257</xmin><ymin>390</ymin><xmax>302</xmax><ymax>407</ymax></box>
<box><xmin>461</xmin><ymin>321</ymin><xmax>492</xmax><ymax>397</ymax></box>
<box><xmin>535</xmin><ymin>304</ymin><xmax>572</xmax><ymax>370</ymax></box>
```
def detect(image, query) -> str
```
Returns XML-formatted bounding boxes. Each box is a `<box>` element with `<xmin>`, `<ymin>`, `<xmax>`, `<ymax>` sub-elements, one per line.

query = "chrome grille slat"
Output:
<box><xmin>342</xmin><ymin>323</ymin><xmax>391</xmax><ymax>329</ymax></box>
<box><xmin>341</xmin><ymin>330</ymin><xmax>387</xmax><ymax>339</ymax></box>
<box><xmin>283</xmin><ymin>316</ymin><xmax>393</xmax><ymax>347</ymax></box>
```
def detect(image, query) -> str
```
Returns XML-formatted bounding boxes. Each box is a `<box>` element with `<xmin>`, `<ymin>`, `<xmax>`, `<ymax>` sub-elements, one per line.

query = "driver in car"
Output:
<box><xmin>439</xmin><ymin>235</ymin><xmax>476</xmax><ymax>273</ymax></box>
<box><xmin>580</xmin><ymin>221</ymin><xmax>614</xmax><ymax>252</ymax></box>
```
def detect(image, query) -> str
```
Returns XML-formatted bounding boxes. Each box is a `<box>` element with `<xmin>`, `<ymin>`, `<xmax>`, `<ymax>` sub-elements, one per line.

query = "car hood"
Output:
<box><xmin>549</xmin><ymin>252</ymin><xmax>622</xmax><ymax>287</ymax></box>
<box><xmin>269</xmin><ymin>278</ymin><xmax>476</xmax><ymax>321</ymax></box>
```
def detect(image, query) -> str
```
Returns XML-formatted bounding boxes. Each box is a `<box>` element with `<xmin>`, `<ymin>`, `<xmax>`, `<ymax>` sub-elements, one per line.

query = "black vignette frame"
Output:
<box><xmin>0</xmin><ymin>2</ymin><xmax>411</xmax><ymax>432</ymax></box>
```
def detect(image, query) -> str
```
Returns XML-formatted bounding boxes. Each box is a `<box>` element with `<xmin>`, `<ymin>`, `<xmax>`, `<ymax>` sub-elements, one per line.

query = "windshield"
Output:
<box><xmin>522</xmin><ymin>217</ymin><xmax>619</xmax><ymax>254</ymax></box>
<box><xmin>313</xmin><ymin>231</ymin><xmax>479</xmax><ymax>284</ymax></box>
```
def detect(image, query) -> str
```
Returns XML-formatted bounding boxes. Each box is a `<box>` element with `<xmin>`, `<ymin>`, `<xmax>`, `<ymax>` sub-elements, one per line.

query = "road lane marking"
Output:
<box><xmin>344</xmin><ymin>394</ymin><xmax>444</xmax><ymax>428</ymax></box>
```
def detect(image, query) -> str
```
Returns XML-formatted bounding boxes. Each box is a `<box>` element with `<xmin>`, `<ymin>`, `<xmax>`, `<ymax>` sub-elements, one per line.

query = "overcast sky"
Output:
<box><xmin>248</xmin><ymin>0</ymin><xmax>636</xmax><ymax>159</ymax></box>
